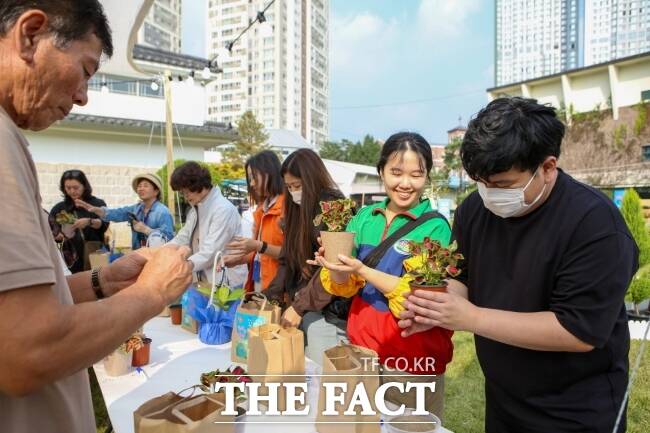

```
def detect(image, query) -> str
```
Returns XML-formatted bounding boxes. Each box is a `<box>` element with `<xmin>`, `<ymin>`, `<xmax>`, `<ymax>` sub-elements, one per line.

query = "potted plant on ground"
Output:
<box><xmin>313</xmin><ymin>198</ymin><xmax>356</xmax><ymax>264</ymax></box>
<box><xmin>55</xmin><ymin>210</ymin><xmax>77</xmax><ymax>238</ymax></box>
<box><xmin>626</xmin><ymin>264</ymin><xmax>650</xmax><ymax>321</ymax></box>
<box><xmin>129</xmin><ymin>333</ymin><xmax>153</xmax><ymax>367</ymax></box>
<box><xmin>405</xmin><ymin>238</ymin><xmax>463</xmax><ymax>293</ymax></box>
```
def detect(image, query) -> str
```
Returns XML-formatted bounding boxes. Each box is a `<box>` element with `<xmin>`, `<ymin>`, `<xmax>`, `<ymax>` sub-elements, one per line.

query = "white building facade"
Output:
<box><xmin>496</xmin><ymin>0</ymin><xmax>649</xmax><ymax>87</ymax></box>
<box><xmin>205</xmin><ymin>0</ymin><xmax>329</xmax><ymax>147</ymax></box>
<box><xmin>584</xmin><ymin>0</ymin><xmax>650</xmax><ymax>66</ymax></box>
<box><xmin>138</xmin><ymin>0</ymin><xmax>182</xmax><ymax>53</ymax></box>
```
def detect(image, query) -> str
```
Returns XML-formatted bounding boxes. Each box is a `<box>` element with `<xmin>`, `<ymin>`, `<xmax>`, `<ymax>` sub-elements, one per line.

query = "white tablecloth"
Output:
<box><xmin>93</xmin><ymin>317</ymin><xmax>452</xmax><ymax>433</ymax></box>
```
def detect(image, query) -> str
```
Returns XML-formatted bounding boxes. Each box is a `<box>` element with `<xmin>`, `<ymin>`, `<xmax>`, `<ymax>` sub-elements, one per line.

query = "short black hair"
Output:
<box><xmin>0</xmin><ymin>0</ymin><xmax>113</xmax><ymax>57</ymax></box>
<box><xmin>59</xmin><ymin>169</ymin><xmax>93</xmax><ymax>204</ymax></box>
<box><xmin>461</xmin><ymin>97</ymin><xmax>565</xmax><ymax>181</ymax></box>
<box><xmin>377</xmin><ymin>132</ymin><xmax>433</xmax><ymax>176</ymax></box>
<box><xmin>170</xmin><ymin>161</ymin><xmax>212</xmax><ymax>193</ymax></box>
<box><xmin>245</xmin><ymin>150</ymin><xmax>283</xmax><ymax>202</ymax></box>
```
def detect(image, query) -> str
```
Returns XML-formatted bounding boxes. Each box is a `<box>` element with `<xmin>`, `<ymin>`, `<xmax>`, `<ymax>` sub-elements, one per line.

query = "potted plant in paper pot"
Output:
<box><xmin>405</xmin><ymin>238</ymin><xmax>463</xmax><ymax>293</ymax></box>
<box><xmin>55</xmin><ymin>210</ymin><xmax>77</xmax><ymax>238</ymax></box>
<box><xmin>313</xmin><ymin>198</ymin><xmax>356</xmax><ymax>264</ymax></box>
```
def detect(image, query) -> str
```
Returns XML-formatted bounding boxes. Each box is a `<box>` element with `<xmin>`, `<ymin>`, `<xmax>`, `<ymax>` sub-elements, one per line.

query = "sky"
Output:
<box><xmin>182</xmin><ymin>0</ymin><xmax>494</xmax><ymax>145</ymax></box>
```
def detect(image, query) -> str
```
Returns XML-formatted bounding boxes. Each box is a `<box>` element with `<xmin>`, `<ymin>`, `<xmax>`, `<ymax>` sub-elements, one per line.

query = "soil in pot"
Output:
<box><xmin>627</xmin><ymin>310</ymin><xmax>650</xmax><ymax>321</ymax></box>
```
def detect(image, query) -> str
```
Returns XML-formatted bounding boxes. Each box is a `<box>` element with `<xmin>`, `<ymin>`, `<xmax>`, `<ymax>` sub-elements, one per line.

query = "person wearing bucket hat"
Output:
<box><xmin>76</xmin><ymin>173</ymin><xmax>174</xmax><ymax>250</ymax></box>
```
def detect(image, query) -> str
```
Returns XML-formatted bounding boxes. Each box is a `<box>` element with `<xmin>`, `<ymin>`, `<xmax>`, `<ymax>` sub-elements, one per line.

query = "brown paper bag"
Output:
<box><xmin>134</xmin><ymin>388</ymin><xmax>234</xmax><ymax>433</ymax></box>
<box><xmin>231</xmin><ymin>292</ymin><xmax>281</xmax><ymax>364</ymax></box>
<box><xmin>248</xmin><ymin>324</ymin><xmax>305</xmax><ymax>412</ymax></box>
<box><xmin>316</xmin><ymin>344</ymin><xmax>381</xmax><ymax>433</ymax></box>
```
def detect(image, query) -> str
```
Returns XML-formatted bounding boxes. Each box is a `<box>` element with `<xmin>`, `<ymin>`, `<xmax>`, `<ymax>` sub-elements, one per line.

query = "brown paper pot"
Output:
<box><xmin>104</xmin><ymin>350</ymin><xmax>132</xmax><ymax>376</ymax></box>
<box><xmin>132</xmin><ymin>341</ymin><xmax>151</xmax><ymax>367</ymax></box>
<box><xmin>409</xmin><ymin>282</ymin><xmax>448</xmax><ymax>293</ymax></box>
<box><xmin>320</xmin><ymin>231</ymin><xmax>355</xmax><ymax>264</ymax></box>
<box><xmin>170</xmin><ymin>305</ymin><xmax>182</xmax><ymax>325</ymax></box>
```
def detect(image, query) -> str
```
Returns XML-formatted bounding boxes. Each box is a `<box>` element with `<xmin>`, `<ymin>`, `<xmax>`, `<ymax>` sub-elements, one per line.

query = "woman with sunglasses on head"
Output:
<box><xmin>50</xmin><ymin>169</ymin><xmax>108</xmax><ymax>273</ymax></box>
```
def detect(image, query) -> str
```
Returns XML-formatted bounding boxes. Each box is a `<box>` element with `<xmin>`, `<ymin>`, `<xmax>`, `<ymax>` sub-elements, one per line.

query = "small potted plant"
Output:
<box><xmin>104</xmin><ymin>337</ymin><xmax>137</xmax><ymax>376</ymax></box>
<box><xmin>200</xmin><ymin>365</ymin><xmax>251</xmax><ymax>429</ymax></box>
<box><xmin>129</xmin><ymin>333</ymin><xmax>153</xmax><ymax>367</ymax></box>
<box><xmin>169</xmin><ymin>303</ymin><xmax>183</xmax><ymax>325</ymax></box>
<box><xmin>626</xmin><ymin>264</ymin><xmax>650</xmax><ymax>321</ymax></box>
<box><xmin>405</xmin><ymin>238</ymin><xmax>463</xmax><ymax>293</ymax></box>
<box><xmin>313</xmin><ymin>198</ymin><xmax>356</xmax><ymax>264</ymax></box>
<box><xmin>55</xmin><ymin>210</ymin><xmax>77</xmax><ymax>239</ymax></box>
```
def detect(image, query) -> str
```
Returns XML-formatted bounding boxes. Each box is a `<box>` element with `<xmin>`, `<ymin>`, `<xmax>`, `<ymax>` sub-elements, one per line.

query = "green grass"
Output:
<box><xmin>445</xmin><ymin>332</ymin><xmax>650</xmax><ymax>433</ymax></box>
<box><xmin>91</xmin><ymin>333</ymin><xmax>650</xmax><ymax>433</ymax></box>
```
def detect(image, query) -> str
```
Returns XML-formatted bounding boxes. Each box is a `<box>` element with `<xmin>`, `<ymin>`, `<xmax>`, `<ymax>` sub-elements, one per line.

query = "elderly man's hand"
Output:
<box><xmin>135</xmin><ymin>245</ymin><xmax>193</xmax><ymax>308</ymax></box>
<box><xmin>100</xmin><ymin>249</ymin><xmax>153</xmax><ymax>295</ymax></box>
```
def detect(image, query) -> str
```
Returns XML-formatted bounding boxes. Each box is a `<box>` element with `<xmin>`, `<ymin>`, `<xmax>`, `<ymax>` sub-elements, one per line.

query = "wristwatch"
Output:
<box><xmin>91</xmin><ymin>267</ymin><xmax>105</xmax><ymax>299</ymax></box>
<box><xmin>259</xmin><ymin>241</ymin><xmax>268</xmax><ymax>254</ymax></box>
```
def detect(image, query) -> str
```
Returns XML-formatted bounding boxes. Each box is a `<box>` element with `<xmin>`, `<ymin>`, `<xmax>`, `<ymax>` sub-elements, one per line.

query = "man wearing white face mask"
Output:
<box><xmin>398</xmin><ymin>97</ymin><xmax>638</xmax><ymax>433</ymax></box>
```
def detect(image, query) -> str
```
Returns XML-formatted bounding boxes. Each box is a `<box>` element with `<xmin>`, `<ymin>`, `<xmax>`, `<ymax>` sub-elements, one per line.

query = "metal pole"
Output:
<box><xmin>163</xmin><ymin>70</ymin><xmax>175</xmax><ymax>224</ymax></box>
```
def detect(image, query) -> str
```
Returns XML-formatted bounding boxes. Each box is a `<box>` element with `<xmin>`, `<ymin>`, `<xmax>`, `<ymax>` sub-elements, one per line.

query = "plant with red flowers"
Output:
<box><xmin>406</xmin><ymin>238</ymin><xmax>464</xmax><ymax>290</ymax></box>
<box><xmin>200</xmin><ymin>365</ymin><xmax>252</xmax><ymax>404</ymax></box>
<box><xmin>313</xmin><ymin>198</ymin><xmax>356</xmax><ymax>232</ymax></box>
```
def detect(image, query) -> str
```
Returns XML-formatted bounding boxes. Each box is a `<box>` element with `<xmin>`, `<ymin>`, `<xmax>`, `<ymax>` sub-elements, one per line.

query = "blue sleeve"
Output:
<box><xmin>155</xmin><ymin>209</ymin><xmax>175</xmax><ymax>241</ymax></box>
<box><xmin>104</xmin><ymin>204</ymin><xmax>137</xmax><ymax>223</ymax></box>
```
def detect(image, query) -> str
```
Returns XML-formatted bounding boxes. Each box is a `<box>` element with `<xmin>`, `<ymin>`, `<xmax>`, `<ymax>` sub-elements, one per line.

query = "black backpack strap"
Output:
<box><xmin>361</xmin><ymin>211</ymin><xmax>449</xmax><ymax>269</ymax></box>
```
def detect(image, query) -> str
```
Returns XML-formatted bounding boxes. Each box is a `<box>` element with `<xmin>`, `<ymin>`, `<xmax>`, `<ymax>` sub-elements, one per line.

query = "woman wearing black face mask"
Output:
<box><xmin>266</xmin><ymin>149</ymin><xmax>347</xmax><ymax>334</ymax></box>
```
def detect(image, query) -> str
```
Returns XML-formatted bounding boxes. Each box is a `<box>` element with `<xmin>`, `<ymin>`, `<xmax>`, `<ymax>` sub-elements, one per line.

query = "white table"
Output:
<box><xmin>94</xmin><ymin>317</ymin><xmax>452</xmax><ymax>433</ymax></box>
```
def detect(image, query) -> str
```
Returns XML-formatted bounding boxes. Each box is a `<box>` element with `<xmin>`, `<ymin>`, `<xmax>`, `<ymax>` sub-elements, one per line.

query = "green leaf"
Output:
<box><xmin>227</xmin><ymin>288</ymin><xmax>244</xmax><ymax>302</ymax></box>
<box><xmin>217</xmin><ymin>286</ymin><xmax>230</xmax><ymax>305</ymax></box>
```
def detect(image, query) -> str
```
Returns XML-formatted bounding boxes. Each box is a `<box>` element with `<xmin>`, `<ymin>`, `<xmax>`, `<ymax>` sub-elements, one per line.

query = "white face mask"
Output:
<box><xmin>290</xmin><ymin>190</ymin><xmax>302</xmax><ymax>205</ymax></box>
<box><xmin>478</xmin><ymin>168</ymin><xmax>546</xmax><ymax>218</ymax></box>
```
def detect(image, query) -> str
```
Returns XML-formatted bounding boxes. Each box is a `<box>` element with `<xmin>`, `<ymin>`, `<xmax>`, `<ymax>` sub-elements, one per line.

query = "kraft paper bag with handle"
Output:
<box><xmin>134</xmin><ymin>386</ymin><xmax>234</xmax><ymax>433</ymax></box>
<box><xmin>316</xmin><ymin>344</ymin><xmax>381</xmax><ymax>433</ymax></box>
<box><xmin>231</xmin><ymin>292</ymin><xmax>281</xmax><ymax>364</ymax></box>
<box><xmin>248</xmin><ymin>324</ymin><xmax>306</xmax><ymax>412</ymax></box>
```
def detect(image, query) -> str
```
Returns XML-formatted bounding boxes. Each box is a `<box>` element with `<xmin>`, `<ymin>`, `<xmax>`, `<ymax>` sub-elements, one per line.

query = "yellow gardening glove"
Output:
<box><xmin>385</xmin><ymin>275</ymin><xmax>414</xmax><ymax>319</ymax></box>
<box><xmin>320</xmin><ymin>268</ymin><xmax>365</xmax><ymax>298</ymax></box>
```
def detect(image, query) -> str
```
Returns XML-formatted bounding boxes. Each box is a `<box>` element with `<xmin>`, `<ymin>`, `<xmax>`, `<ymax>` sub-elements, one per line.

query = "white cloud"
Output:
<box><xmin>330</xmin><ymin>12</ymin><xmax>399</xmax><ymax>80</ymax></box>
<box><xmin>416</xmin><ymin>0</ymin><xmax>482</xmax><ymax>40</ymax></box>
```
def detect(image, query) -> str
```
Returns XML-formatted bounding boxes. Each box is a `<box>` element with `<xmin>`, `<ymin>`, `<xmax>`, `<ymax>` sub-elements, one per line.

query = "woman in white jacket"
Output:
<box><xmin>169</xmin><ymin>161</ymin><xmax>248</xmax><ymax>286</ymax></box>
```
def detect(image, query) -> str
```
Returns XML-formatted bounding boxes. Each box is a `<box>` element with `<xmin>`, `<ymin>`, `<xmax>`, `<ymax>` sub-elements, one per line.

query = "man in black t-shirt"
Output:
<box><xmin>398</xmin><ymin>97</ymin><xmax>638</xmax><ymax>433</ymax></box>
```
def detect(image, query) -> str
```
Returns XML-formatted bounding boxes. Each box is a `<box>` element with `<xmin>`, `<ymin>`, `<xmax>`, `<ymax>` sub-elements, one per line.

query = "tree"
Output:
<box><xmin>219</xmin><ymin>110</ymin><xmax>270</xmax><ymax>169</ymax></box>
<box><xmin>621</xmin><ymin>188</ymin><xmax>650</xmax><ymax>314</ymax></box>
<box><xmin>319</xmin><ymin>140</ymin><xmax>347</xmax><ymax>161</ymax></box>
<box><xmin>621</xmin><ymin>189</ymin><xmax>650</xmax><ymax>267</ymax></box>
<box><xmin>346</xmin><ymin>135</ymin><xmax>381</xmax><ymax>166</ymax></box>
<box><xmin>318</xmin><ymin>135</ymin><xmax>381</xmax><ymax>166</ymax></box>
